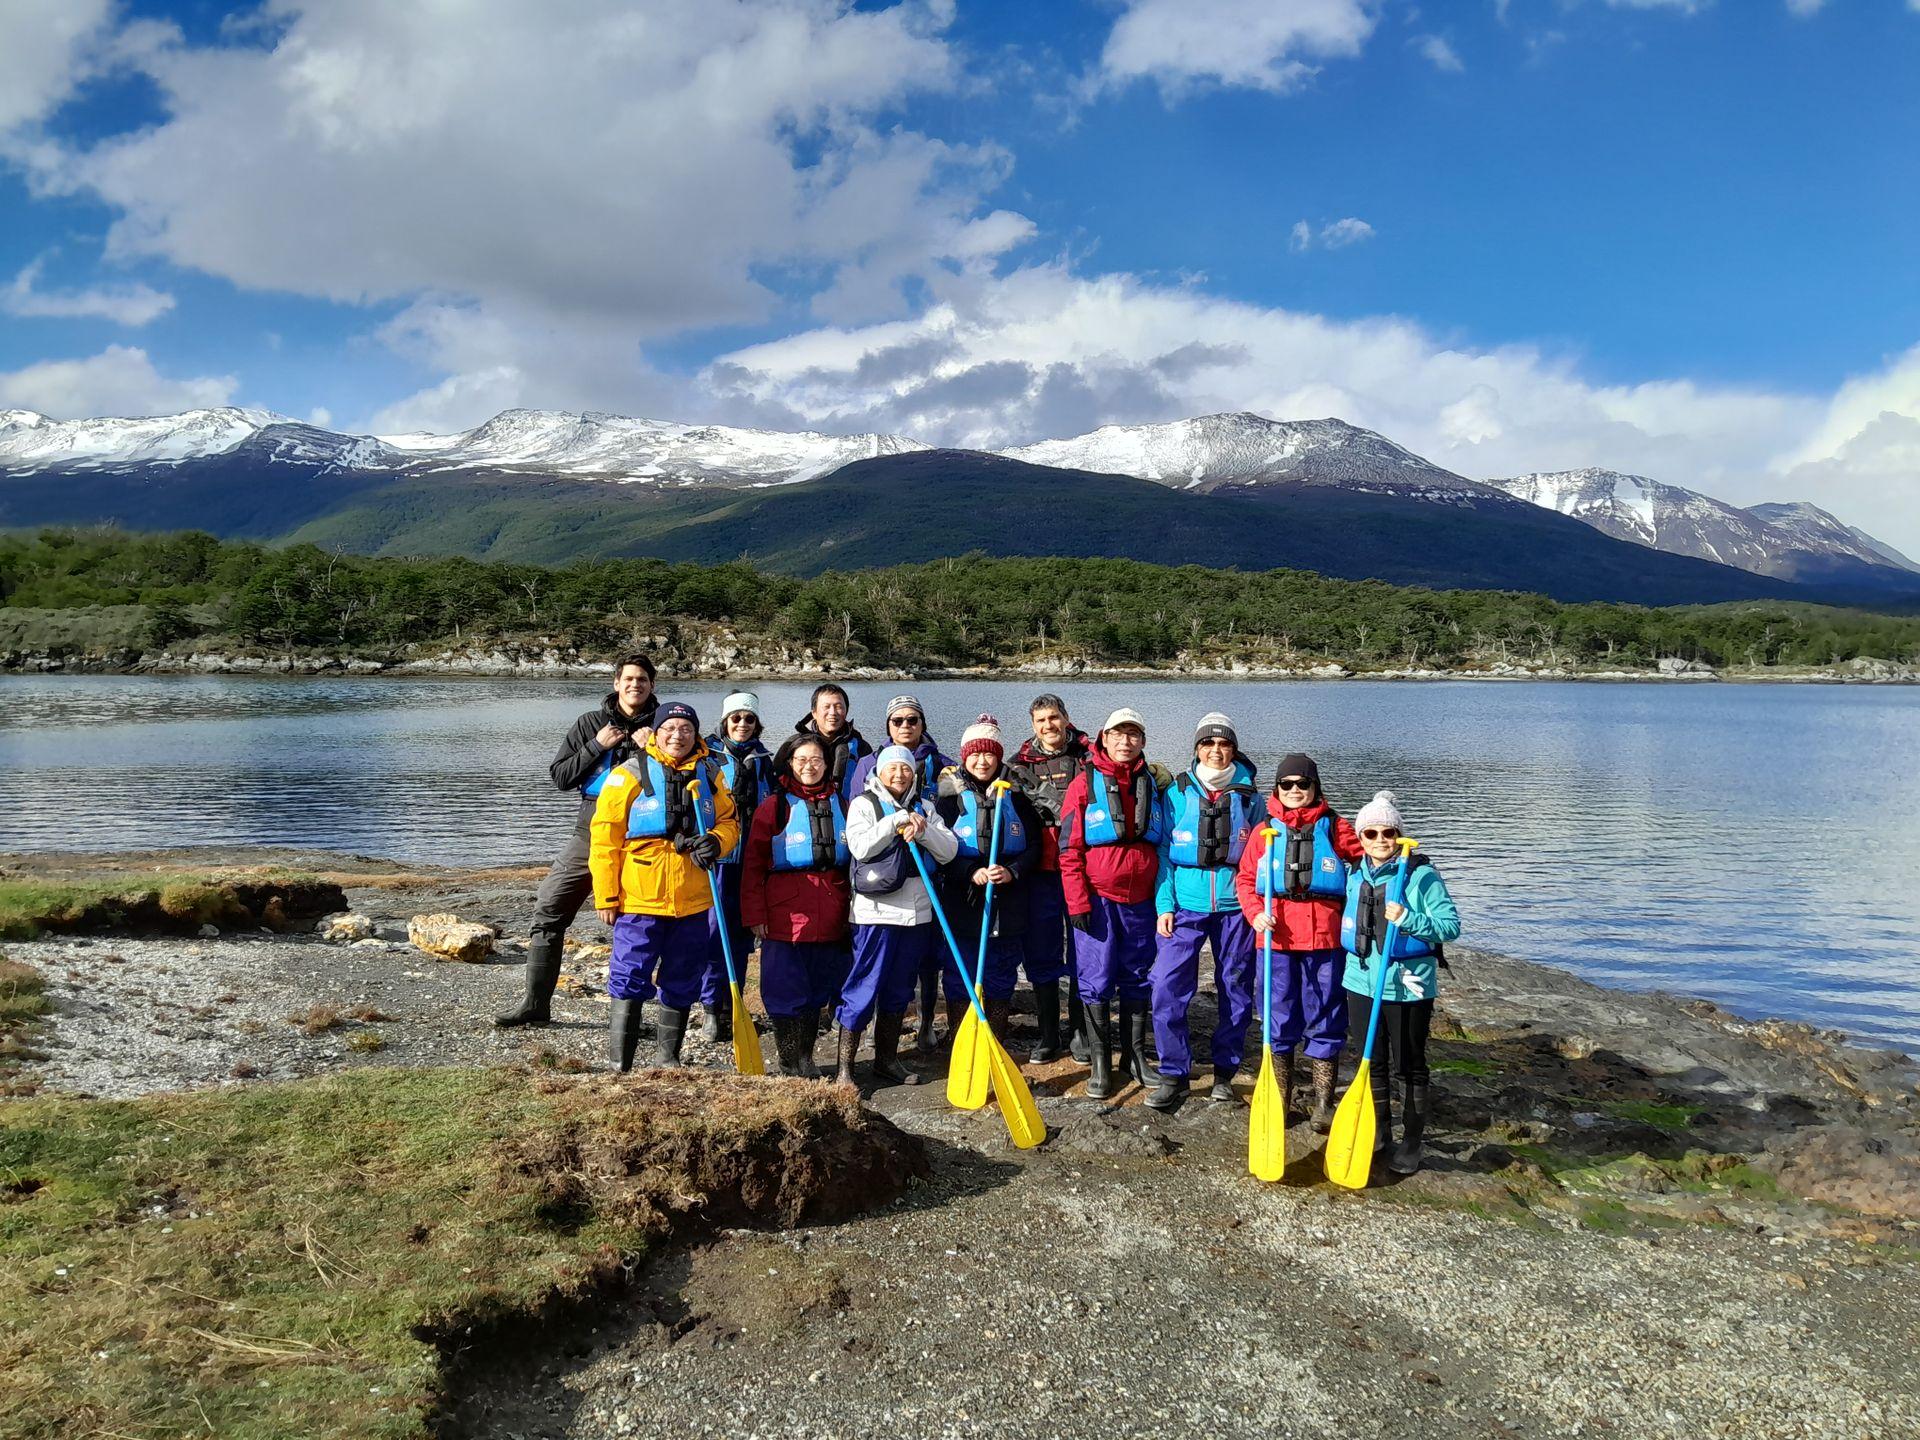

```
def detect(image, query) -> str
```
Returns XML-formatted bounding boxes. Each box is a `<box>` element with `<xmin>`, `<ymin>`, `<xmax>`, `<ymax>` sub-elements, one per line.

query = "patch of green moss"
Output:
<box><xmin>1431</xmin><ymin>1057</ymin><xmax>1495</xmax><ymax>1078</ymax></box>
<box><xmin>1594</xmin><ymin>1098</ymin><xmax>1704</xmax><ymax>1130</ymax></box>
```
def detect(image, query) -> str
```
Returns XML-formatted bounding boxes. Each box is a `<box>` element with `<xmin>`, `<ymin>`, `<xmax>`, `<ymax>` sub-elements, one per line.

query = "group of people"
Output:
<box><xmin>498</xmin><ymin>655</ymin><xmax>1462</xmax><ymax>1174</ymax></box>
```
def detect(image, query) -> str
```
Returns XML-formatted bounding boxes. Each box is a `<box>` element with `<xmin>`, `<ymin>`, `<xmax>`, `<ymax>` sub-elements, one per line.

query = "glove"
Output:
<box><xmin>682</xmin><ymin>833</ymin><xmax>721</xmax><ymax>869</ymax></box>
<box><xmin>1066</xmin><ymin>911</ymin><xmax>1094</xmax><ymax>934</ymax></box>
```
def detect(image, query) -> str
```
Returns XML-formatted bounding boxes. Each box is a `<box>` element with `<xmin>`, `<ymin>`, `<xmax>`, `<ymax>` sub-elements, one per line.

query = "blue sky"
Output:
<box><xmin>2</xmin><ymin>0</ymin><xmax>1918</xmax><ymax>542</ymax></box>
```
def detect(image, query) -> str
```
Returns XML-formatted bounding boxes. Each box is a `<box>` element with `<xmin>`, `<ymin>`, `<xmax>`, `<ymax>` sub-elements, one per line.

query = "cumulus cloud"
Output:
<box><xmin>1099</xmin><ymin>0</ymin><xmax>1379</xmax><ymax>97</ymax></box>
<box><xmin>1415</xmin><ymin>35</ymin><xmax>1465</xmax><ymax>71</ymax></box>
<box><xmin>1290</xmin><ymin>217</ymin><xmax>1376</xmax><ymax>251</ymax></box>
<box><xmin>7</xmin><ymin>0</ymin><xmax>1026</xmax><ymax>423</ymax></box>
<box><xmin>0</xmin><ymin>0</ymin><xmax>114</xmax><ymax>131</ymax></box>
<box><xmin>0</xmin><ymin>345</ymin><xmax>236</xmax><ymax>418</ymax></box>
<box><xmin>3</xmin><ymin>257</ymin><xmax>176</xmax><ymax>326</ymax></box>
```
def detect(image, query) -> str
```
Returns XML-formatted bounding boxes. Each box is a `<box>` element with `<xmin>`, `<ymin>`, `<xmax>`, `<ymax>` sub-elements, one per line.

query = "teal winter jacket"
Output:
<box><xmin>1339</xmin><ymin>855</ymin><xmax>1461</xmax><ymax>1005</ymax></box>
<box><xmin>1155</xmin><ymin>758</ymin><xmax>1262</xmax><ymax>917</ymax></box>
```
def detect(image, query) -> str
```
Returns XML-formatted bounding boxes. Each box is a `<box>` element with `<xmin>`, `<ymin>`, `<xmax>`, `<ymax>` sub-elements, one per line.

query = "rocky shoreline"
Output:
<box><xmin>5</xmin><ymin>847</ymin><xmax>1918</xmax><ymax>1439</ymax></box>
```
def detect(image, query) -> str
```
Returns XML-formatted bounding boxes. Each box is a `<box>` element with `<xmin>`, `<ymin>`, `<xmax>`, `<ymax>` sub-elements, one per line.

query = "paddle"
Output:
<box><xmin>1324</xmin><ymin>837</ymin><xmax>1420</xmax><ymax>1190</ymax></box>
<box><xmin>948</xmin><ymin>778</ymin><xmax>1013</xmax><ymax>1111</ymax></box>
<box><xmin>1248</xmin><ymin>825</ymin><xmax>1286</xmax><ymax>1183</ymax></box>
<box><xmin>688</xmin><ymin>776</ymin><xmax>765</xmax><ymax>1077</ymax></box>
<box><xmin>901</xmin><ymin>820</ymin><xmax>1046</xmax><ymax>1150</ymax></box>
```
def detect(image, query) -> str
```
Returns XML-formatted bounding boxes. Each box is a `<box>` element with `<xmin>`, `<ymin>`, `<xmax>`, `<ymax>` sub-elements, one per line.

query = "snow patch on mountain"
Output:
<box><xmin>1000</xmin><ymin>412</ymin><xmax>1499</xmax><ymax>500</ymax></box>
<box><xmin>1746</xmin><ymin>502</ymin><xmax>1920</xmax><ymax>575</ymax></box>
<box><xmin>0</xmin><ymin>407</ymin><xmax>285</xmax><ymax>469</ymax></box>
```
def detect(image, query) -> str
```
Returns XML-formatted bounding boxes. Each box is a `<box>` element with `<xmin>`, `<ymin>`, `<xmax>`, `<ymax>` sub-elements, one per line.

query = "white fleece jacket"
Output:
<box><xmin>845</xmin><ymin>772</ymin><xmax>960</xmax><ymax>927</ymax></box>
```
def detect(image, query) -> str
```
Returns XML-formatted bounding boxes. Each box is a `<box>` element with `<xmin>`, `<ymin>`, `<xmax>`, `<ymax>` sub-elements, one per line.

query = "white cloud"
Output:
<box><xmin>1784</xmin><ymin>0</ymin><xmax>1828</xmax><ymax>15</ymax></box>
<box><xmin>7</xmin><ymin>0</ymin><xmax>1022</xmax><ymax>421</ymax></box>
<box><xmin>0</xmin><ymin>345</ymin><xmax>236</xmax><ymax>418</ymax></box>
<box><xmin>1099</xmin><ymin>0</ymin><xmax>1378</xmax><ymax>97</ymax></box>
<box><xmin>3</xmin><ymin>256</ymin><xmax>176</xmax><ymax>326</ymax></box>
<box><xmin>1290</xmin><ymin>217</ymin><xmax>1376</xmax><ymax>250</ymax></box>
<box><xmin>1415</xmin><ymin>35</ymin><xmax>1465</xmax><ymax>71</ymax></box>
<box><xmin>0</xmin><ymin>0</ymin><xmax>114</xmax><ymax>131</ymax></box>
<box><xmin>307</xmin><ymin>406</ymin><xmax>332</xmax><ymax>427</ymax></box>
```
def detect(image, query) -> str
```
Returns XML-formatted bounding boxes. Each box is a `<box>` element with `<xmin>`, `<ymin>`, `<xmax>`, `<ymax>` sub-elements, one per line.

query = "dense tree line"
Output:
<box><xmin>3</xmin><ymin>527</ymin><xmax>1918</xmax><ymax>670</ymax></box>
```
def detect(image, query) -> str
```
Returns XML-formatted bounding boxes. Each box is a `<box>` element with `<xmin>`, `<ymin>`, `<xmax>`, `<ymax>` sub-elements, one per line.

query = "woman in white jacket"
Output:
<box><xmin>836</xmin><ymin>745</ymin><xmax>960</xmax><ymax>1087</ymax></box>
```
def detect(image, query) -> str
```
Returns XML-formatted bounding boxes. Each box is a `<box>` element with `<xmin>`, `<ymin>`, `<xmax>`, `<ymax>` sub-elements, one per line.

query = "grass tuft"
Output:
<box><xmin>0</xmin><ymin>873</ymin><xmax>344</xmax><ymax>940</ymax></box>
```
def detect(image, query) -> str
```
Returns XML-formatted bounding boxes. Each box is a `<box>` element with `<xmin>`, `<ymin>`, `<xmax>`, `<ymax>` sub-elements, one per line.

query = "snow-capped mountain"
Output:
<box><xmin>1000</xmin><ymin>413</ymin><xmax>1499</xmax><ymax>500</ymax></box>
<box><xmin>0</xmin><ymin>407</ymin><xmax>285</xmax><ymax>468</ymax></box>
<box><xmin>386</xmin><ymin>409</ymin><xmax>928</xmax><ymax>486</ymax></box>
<box><xmin>1746</xmin><ymin>501</ymin><xmax>1920</xmax><ymax>576</ymax></box>
<box><xmin>1486</xmin><ymin>469</ymin><xmax>1911</xmax><ymax>582</ymax></box>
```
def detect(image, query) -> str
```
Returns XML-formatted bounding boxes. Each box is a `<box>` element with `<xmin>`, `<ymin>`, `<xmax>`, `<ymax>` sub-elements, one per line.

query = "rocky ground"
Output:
<box><xmin>6</xmin><ymin>848</ymin><xmax>1920</xmax><ymax>1439</ymax></box>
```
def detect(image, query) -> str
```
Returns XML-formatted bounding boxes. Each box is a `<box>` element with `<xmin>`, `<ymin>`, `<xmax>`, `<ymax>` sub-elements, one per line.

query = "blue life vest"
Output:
<box><xmin>617</xmin><ymin>754</ymin><xmax>720</xmax><ymax>841</ymax></box>
<box><xmin>709</xmin><ymin>743</ymin><xmax>770</xmax><ymax>863</ymax></box>
<box><xmin>770</xmin><ymin>792</ymin><xmax>850</xmax><ymax>872</ymax></box>
<box><xmin>1164</xmin><ymin>768</ymin><xmax>1260</xmax><ymax>869</ymax></box>
<box><xmin>1256</xmin><ymin>815</ymin><xmax>1347</xmax><ymax>899</ymax></box>
<box><xmin>1341</xmin><ymin>856</ymin><xmax>1435</xmax><ymax>962</ymax></box>
<box><xmin>581</xmin><ymin>749</ymin><xmax>619</xmax><ymax>800</ymax></box>
<box><xmin>951</xmin><ymin>787</ymin><xmax>1029</xmax><ymax>861</ymax></box>
<box><xmin>1080</xmin><ymin>766</ymin><xmax>1165</xmax><ymax>848</ymax></box>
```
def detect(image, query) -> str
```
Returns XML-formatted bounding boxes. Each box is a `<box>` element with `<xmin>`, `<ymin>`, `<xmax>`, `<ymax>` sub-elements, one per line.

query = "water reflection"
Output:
<box><xmin>1</xmin><ymin>674</ymin><xmax>1914</xmax><ymax>1050</ymax></box>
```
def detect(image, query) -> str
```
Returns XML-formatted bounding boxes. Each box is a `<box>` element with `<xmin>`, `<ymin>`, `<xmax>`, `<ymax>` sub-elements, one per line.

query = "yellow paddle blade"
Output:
<box><xmin>946</xmin><ymin>1004</ymin><xmax>991</xmax><ymax>1110</ymax></box>
<box><xmin>986</xmin><ymin>1032</ymin><xmax>1046</xmax><ymax>1150</ymax></box>
<box><xmin>1248</xmin><ymin>1047</ymin><xmax>1286</xmax><ymax>1182</ymax></box>
<box><xmin>1324</xmin><ymin>1058</ymin><xmax>1376</xmax><ymax>1190</ymax></box>
<box><xmin>729</xmin><ymin>984</ymin><xmax>765</xmax><ymax>1076</ymax></box>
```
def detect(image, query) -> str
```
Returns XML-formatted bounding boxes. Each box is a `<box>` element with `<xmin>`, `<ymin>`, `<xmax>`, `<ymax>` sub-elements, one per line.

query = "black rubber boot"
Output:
<box><xmin>702</xmin><ymin>1000</ymin><xmax>732</xmax><ymax>1044</ymax></box>
<box><xmin>1146</xmin><ymin>1070</ymin><xmax>1188</xmax><ymax>1112</ymax></box>
<box><xmin>1082</xmin><ymin>999</ymin><xmax>1114</xmax><ymax>1100</ymax></box>
<box><xmin>496</xmin><ymin>939</ymin><xmax>561</xmax><ymax>1027</ymax></box>
<box><xmin>1068</xmin><ymin>979</ymin><xmax>1089</xmax><ymax>1063</ymax></box>
<box><xmin>983</xmin><ymin>997</ymin><xmax>1012</xmax><ymax>1045</ymax></box>
<box><xmin>945</xmin><ymin>998</ymin><xmax>969</xmax><ymax>1047</ymax></box>
<box><xmin>1119</xmin><ymin>1002</ymin><xmax>1155</xmax><ymax>1089</ymax></box>
<box><xmin>772</xmin><ymin>1015</ymin><xmax>804</xmax><ymax>1076</ymax></box>
<box><xmin>1309</xmin><ymin>1056</ymin><xmax>1338</xmax><ymax>1135</ymax></box>
<box><xmin>653</xmin><ymin>1006</ymin><xmax>690</xmax><ymax>1068</ymax></box>
<box><xmin>1209</xmin><ymin>1067</ymin><xmax>1239</xmax><ymax>1103</ymax></box>
<box><xmin>1388</xmin><ymin>1082</ymin><xmax>1429</xmax><ymax>1175</ymax></box>
<box><xmin>913</xmin><ymin>972</ymin><xmax>939</xmax><ymax>1055</ymax></box>
<box><xmin>798</xmin><ymin>1008</ymin><xmax>824</xmax><ymax>1080</ymax></box>
<box><xmin>607</xmin><ymin>999</ymin><xmax>643</xmax><ymax>1072</ymax></box>
<box><xmin>1370</xmin><ymin>1069</ymin><xmax>1393</xmax><ymax>1156</ymax></box>
<box><xmin>834</xmin><ymin>1024</ymin><xmax>861</xmax><ymax>1087</ymax></box>
<box><xmin>1029</xmin><ymin>979</ymin><xmax>1065</xmax><ymax>1063</ymax></box>
<box><xmin>871</xmin><ymin>1011</ymin><xmax>912</xmax><ymax>1088</ymax></box>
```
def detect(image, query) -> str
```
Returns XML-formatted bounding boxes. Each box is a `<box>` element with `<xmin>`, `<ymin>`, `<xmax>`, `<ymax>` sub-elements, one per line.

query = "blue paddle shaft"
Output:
<box><xmin>971</xmin><ymin>787</ymin><xmax>1007</xmax><ymax>999</ymax></box>
<box><xmin>884</xmin><ymin>791</ymin><xmax>990</xmax><ymax>1026</ymax></box>
<box><xmin>689</xmin><ymin>778</ymin><xmax>739</xmax><ymax>990</ymax></box>
<box><xmin>1354</xmin><ymin>861</ymin><xmax>1412</xmax><ymax>1066</ymax></box>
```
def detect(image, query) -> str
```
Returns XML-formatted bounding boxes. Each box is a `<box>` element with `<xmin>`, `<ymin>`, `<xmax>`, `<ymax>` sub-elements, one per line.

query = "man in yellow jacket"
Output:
<box><xmin>590</xmin><ymin>702</ymin><xmax>740</xmax><ymax>1070</ymax></box>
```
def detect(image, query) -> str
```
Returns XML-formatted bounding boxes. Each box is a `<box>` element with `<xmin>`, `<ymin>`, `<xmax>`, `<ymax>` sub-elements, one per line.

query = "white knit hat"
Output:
<box><xmin>721</xmin><ymin>690</ymin><xmax>759</xmax><ymax>720</ymax></box>
<box><xmin>959</xmin><ymin>713</ymin><xmax>1004</xmax><ymax>760</ymax></box>
<box><xmin>1355</xmin><ymin>789</ymin><xmax>1404</xmax><ymax>833</ymax></box>
<box><xmin>1102</xmin><ymin>706</ymin><xmax>1147</xmax><ymax>734</ymax></box>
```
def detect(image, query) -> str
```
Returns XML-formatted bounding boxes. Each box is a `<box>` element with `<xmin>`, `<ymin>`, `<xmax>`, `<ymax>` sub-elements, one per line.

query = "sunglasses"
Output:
<box><xmin>1276</xmin><ymin>778</ymin><xmax>1312</xmax><ymax>791</ymax></box>
<box><xmin>1361</xmin><ymin>828</ymin><xmax>1401</xmax><ymax>840</ymax></box>
<box><xmin>889</xmin><ymin>715</ymin><xmax>922</xmax><ymax>727</ymax></box>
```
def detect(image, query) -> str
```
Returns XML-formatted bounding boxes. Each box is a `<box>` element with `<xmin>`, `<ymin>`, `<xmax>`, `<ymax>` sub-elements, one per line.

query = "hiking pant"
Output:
<box><xmin>1150</xmin><ymin>908</ymin><xmax>1257</xmax><ymax>1079</ymax></box>
<box><xmin>1269</xmin><ymin>947</ymin><xmax>1347</xmax><ymax>1059</ymax></box>
<box><xmin>1346</xmin><ymin>992</ymin><xmax>1434</xmax><ymax>1085</ymax></box>
<box><xmin>1071</xmin><ymin>893</ymin><xmax>1155</xmax><ymax>1004</ymax></box>
<box><xmin>609</xmin><ymin>912</ymin><xmax>707</xmax><ymax>1008</ymax></box>
<box><xmin>700</xmin><ymin>863</ymin><xmax>752</xmax><ymax>1006</ymax></box>
<box><xmin>839</xmin><ymin>923</ymin><xmax>938</xmax><ymax>1031</ymax></box>
<box><xmin>528</xmin><ymin>825</ymin><xmax>595</xmax><ymax>962</ymax></box>
<box><xmin>1020</xmin><ymin>873</ymin><xmax>1071</xmax><ymax>985</ymax></box>
<box><xmin>759</xmin><ymin>939</ymin><xmax>852</xmax><ymax>1019</ymax></box>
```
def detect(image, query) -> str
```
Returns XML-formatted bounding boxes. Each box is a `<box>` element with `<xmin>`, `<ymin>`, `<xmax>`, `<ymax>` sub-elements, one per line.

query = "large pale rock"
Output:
<box><xmin>321</xmin><ymin>912</ymin><xmax>375</xmax><ymax>943</ymax></box>
<box><xmin>407</xmin><ymin>912</ymin><xmax>497</xmax><ymax>963</ymax></box>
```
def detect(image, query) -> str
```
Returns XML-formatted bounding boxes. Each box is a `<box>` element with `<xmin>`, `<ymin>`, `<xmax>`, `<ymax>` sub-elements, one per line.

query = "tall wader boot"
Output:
<box><xmin>1119</xmin><ymin>1002</ymin><xmax>1155</xmax><ymax>1089</ymax></box>
<box><xmin>1388</xmin><ymin>1083</ymin><xmax>1429</xmax><ymax>1175</ymax></box>
<box><xmin>607</xmin><ymin>999</ymin><xmax>644</xmax><ymax>1073</ymax></box>
<box><xmin>771</xmin><ymin>1016</ymin><xmax>805</xmax><ymax>1076</ymax></box>
<box><xmin>1210</xmin><ymin>1067</ymin><xmax>1240</xmax><ymax>1103</ymax></box>
<box><xmin>702</xmin><ymin>1000</ymin><xmax>732</xmax><ymax>1044</ymax></box>
<box><xmin>913</xmin><ymin>971</ymin><xmax>940</xmax><ymax>1056</ymax></box>
<box><xmin>1368</xmin><ymin>1066</ymin><xmax>1393</xmax><ymax>1159</ymax></box>
<box><xmin>1274</xmin><ymin>1050</ymin><xmax>1294</xmax><ymax>1122</ymax></box>
<box><xmin>653</xmin><ymin>1006</ymin><xmax>691</xmax><ymax>1068</ymax></box>
<box><xmin>1029</xmin><ymin>979</ymin><xmax>1065</xmax><ymax>1064</ymax></box>
<box><xmin>1309</xmin><ymin>1056</ymin><xmax>1338</xmax><ymax>1134</ymax></box>
<box><xmin>983</xmin><ymin>997</ymin><xmax>1012</xmax><ymax>1046</ymax></box>
<box><xmin>871</xmin><ymin>1011</ymin><xmax>912</xmax><ymax>1088</ymax></box>
<box><xmin>834</xmin><ymin>1024</ymin><xmax>861</xmax><ymax>1088</ymax></box>
<box><xmin>1068</xmin><ymin>979</ymin><xmax>1090</xmax><ymax>1063</ymax></box>
<box><xmin>798</xmin><ymin>1007</ymin><xmax>824</xmax><ymax>1080</ymax></box>
<box><xmin>496</xmin><ymin>938</ymin><xmax>561</xmax><ymax>1027</ymax></box>
<box><xmin>1082</xmin><ymin>999</ymin><xmax>1114</xmax><ymax>1100</ymax></box>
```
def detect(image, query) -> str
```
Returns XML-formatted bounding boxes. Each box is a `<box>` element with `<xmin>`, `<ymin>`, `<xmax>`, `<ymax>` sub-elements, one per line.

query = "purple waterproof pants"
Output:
<box><xmin>758</xmin><ymin>939</ymin><xmax>852</xmax><ymax>1019</ymax></box>
<box><xmin>1149</xmin><ymin>908</ymin><xmax>1257</xmax><ymax>1078</ymax></box>
<box><xmin>838</xmin><ymin>923</ymin><xmax>939</xmax><ymax>1031</ymax></box>
<box><xmin>610</xmin><ymin>912</ymin><xmax>708</xmax><ymax>1008</ymax></box>
<box><xmin>1268</xmin><ymin>946</ymin><xmax>1348</xmax><ymax>1059</ymax></box>
<box><xmin>700</xmin><ymin>864</ymin><xmax>753</xmax><ymax>1007</ymax></box>
<box><xmin>1070</xmin><ymin>892</ymin><xmax>1156</xmax><ymax>1004</ymax></box>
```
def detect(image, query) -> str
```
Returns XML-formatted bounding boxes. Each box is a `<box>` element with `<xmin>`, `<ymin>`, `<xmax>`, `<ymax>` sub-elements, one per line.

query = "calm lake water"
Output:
<box><xmin>2</xmin><ymin>674</ymin><xmax>1915</xmax><ymax>1051</ymax></box>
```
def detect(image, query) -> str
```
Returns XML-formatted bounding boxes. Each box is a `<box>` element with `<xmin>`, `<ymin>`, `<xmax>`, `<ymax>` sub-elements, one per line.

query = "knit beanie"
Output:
<box><xmin>875</xmin><ymin>744</ymin><xmax>917</xmax><ymax>771</ymax></box>
<box><xmin>885</xmin><ymin>694</ymin><xmax>925</xmax><ymax>720</ymax></box>
<box><xmin>1274</xmin><ymin>753</ymin><xmax>1321</xmax><ymax>793</ymax></box>
<box><xmin>721</xmin><ymin>690</ymin><xmax>759</xmax><ymax>720</ymax></box>
<box><xmin>1355</xmin><ymin>789</ymin><xmax>1404</xmax><ymax>833</ymax></box>
<box><xmin>1193</xmin><ymin>712</ymin><xmax>1237</xmax><ymax>748</ymax></box>
<box><xmin>959</xmin><ymin>713</ymin><xmax>1004</xmax><ymax>762</ymax></box>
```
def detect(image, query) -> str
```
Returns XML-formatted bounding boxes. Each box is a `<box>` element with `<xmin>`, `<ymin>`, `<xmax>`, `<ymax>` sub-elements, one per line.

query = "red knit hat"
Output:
<box><xmin>959</xmin><ymin>713</ymin><xmax>1004</xmax><ymax>762</ymax></box>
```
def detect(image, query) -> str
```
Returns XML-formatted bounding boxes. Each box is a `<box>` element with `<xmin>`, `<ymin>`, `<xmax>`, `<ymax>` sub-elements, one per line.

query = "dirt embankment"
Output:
<box><xmin>5</xmin><ymin>848</ymin><xmax>1919</xmax><ymax>1439</ymax></box>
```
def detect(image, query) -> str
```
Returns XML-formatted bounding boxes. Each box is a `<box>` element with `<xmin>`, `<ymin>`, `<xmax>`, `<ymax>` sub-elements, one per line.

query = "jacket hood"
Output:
<box><xmin>1015</xmin><ymin>727</ymin><xmax>1090</xmax><ymax>764</ymax></box>
<box><xmin>1267</xmin><ymin>795</ymin><xmax>1331</xmax><ymax>828</ymax></box>
<box><xmin>1086</xmin><ymin>746</ymin><xmax>1145</xmax><ymax>783</ymax></box>
<box><xmin>603</xmin><ymin>692</ymin><xmax>658</xmax><ymax>727</ymax></box>
<box><xmin>862</xmin><ymin>764</ymin><xmax>921</xmax><ymax>812</ymax></box>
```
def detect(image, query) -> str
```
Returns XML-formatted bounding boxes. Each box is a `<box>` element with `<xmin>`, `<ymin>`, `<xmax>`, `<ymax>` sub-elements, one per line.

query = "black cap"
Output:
<box><xmin>1274</xmin><ymin>753</ymin><xmax>1320</xmax><ymax>793</ymax></box>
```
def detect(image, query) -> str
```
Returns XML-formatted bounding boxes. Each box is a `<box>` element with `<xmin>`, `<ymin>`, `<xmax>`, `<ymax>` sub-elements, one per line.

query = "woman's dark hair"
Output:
<box><xmin>774</xmin><ymin>732</ymin><xmax>829</xmax><ymax>779</ymax></box>
<box><xmin>810</xmin><ymin>682</ymin><xmax>849</xmax><ymax>710</ymax></box>
<box><xmin>614</xmin><ymin>652</ymin><xmax>656</xmax><ymax>681</ymax></box>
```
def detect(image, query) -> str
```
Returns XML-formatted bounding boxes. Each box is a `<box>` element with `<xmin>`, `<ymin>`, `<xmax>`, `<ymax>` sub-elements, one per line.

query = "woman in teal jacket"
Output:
<box><xmin>1339</xmin><ymin>790</ymin><xmax>1461</xmax><ymax>1176</ymax></box>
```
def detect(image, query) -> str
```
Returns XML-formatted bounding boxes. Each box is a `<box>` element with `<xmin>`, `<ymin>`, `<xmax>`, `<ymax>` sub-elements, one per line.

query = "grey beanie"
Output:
<box><xmin>1194</xmin><ymin>711</ymin><xmax>1237</xmax><ymax>747</ymax></box>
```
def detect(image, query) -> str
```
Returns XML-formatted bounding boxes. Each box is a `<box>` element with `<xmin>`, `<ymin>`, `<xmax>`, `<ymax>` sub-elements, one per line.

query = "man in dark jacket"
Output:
<box><xmin>497</xmin><ymin>653</ymin><xmax>659</xmax><ymax>1027</ymax></box>
<box><xmin>791</xmin><ymin>682</ymin><xmax>870</xmax><ymax>806</ymax></box>
<box><xmin>1008</xmin><ymin>693</ymin><xmax>1093</xmax><ymax>1063</ymax></box>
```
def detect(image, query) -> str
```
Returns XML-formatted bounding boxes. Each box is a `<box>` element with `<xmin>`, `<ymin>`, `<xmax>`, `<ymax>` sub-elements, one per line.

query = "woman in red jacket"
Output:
<box><xmin>1235</xmin><ymin>753</ymin><xmax>1364</xmax><ymax>1132</ymax></box>
<box><xmin>741</xmin><ymin>733</ymin><xmax>853</xmax><ymax>1077</ymax></box>
<box><xmin>1058</xmin><ymin>707</ymin><xmax>1166</xmax><ymax>1100</ymax></box>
